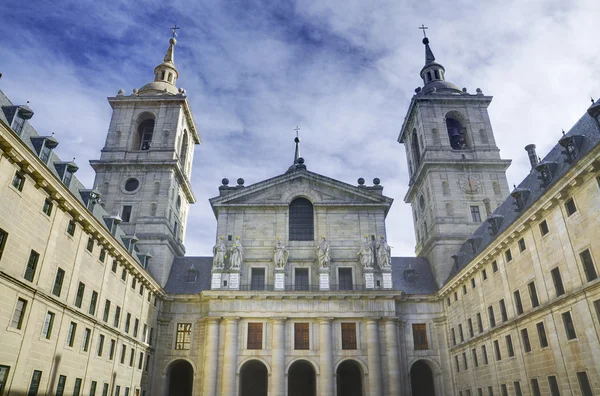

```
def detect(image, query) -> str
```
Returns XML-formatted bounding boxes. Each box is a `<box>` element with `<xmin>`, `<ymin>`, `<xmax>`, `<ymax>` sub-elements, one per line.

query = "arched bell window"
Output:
<box><xmin>411</xmin><ymin>129</ymin><xmax>421</xmax><ymax>170</ymax></box>
<box><xmin>289</xmin><ymin>198</ymin><xmax>314</xmax><ymax>241</ymax></box>
<box><xmin>180</xmin><ymin>130</ymin><xmax>189</xmax><ymax>169</ymax></box>
<box><xmin>138</xmin><ymin>119</ymin><xmax>155</xmax><ymax>150</ymax></box>
<box><xmin>446</xmin><ymin>117</ymin><xmax>467</xmax><ymax>150</ymax></box>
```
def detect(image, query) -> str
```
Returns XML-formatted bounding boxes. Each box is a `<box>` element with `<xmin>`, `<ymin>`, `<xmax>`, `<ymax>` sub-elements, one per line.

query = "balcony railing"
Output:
<box><xmin>219</xmin><ymin>284</ymin><xmax>385</xmax><ymax>292</ymax></box>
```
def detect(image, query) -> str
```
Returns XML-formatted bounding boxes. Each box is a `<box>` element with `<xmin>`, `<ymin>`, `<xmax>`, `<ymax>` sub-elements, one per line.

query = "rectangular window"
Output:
<box><xmin>103</xmin><ymin>300</ymin><xmax>110</xmax><ymax>322</ymax></box>
<box><xmin>129</xmin><ymin>348</ymin><xmax>135</xmax><ymax>367</ymax></box>
<box><xmin>42</xmin><ymin>311</ymin><xmax>55</xmax><ymax>339</ymax></box>
<box><xmin>52</xmin><ymin>268</ymin><xmax>65</xmax><ymax>297</ymax></box>
<box><xmin>12</xmin><ymin>172</ymin><xmax>25</xmax><ymax>191</ymax></box>
<box><xmin>565</xmin><ymin>198</ymin><xmax>577</xmax><ymax>216</ymax></box>
<box><xmin>451</xmin><ymin>328</ymin><xmax>456</xmax><ymax>346</ymax></box>
<box><xmin>492</xmin><ymin>260</ymin><xmax>498</xmax><ymax>273</ymax></box>
<box><xmin>462</xmin><ymin>285</ymin><xmax>467</xmax><ymax>295</ymax></box>
<box><xmin>121</xmin><ymin>268</ymin><xmax>127</xmax><ymax>281</ymax></box>
<box><xmin>139</xmin><ymin>284</ymin><xmax>143</xmax><ymax>296</ymax></box>
<box><xmin>294</xmin><ymin>323</ymin><xmax>310</xmax><ymax>350</ymax></box>
<box><xmin>339</xmin><ymin>268</ymin><xmax>353</xmax><ymax>291</ymax></box>
<box><xmin>42</xmin><ymin>198</ymin><xmax>53</xmax><ymax>216</ymax></box>
<box><xmin>114</xmin><ymin>306</ymin><xmax>121</xmax><ymax>328</ymax></box>
<box><xmin>0</xmin><ymin>365</ymin><xmax>9</xmax><ymax>395</ymax></box>
<box><xmin>548</xmin><ymin>376</ymin><xmax>560</xmax><ymax>396</ymax></box>
<box><xmin>494</xmin><ymin>339</ymin><xmax>501</xmax><ymax>360</ymax></box>
<box><xmin>143</xmin><ymin>324</ymin><xmax>148</xmax><ymax>343</ymax></box>
<box><xmin>471</xmin><ymin>206</ymin><xmax>481</xmax><ymax>222</ymax></box>
<box><xmin>89</xmin><ymin>291</ymin><xmax>98</xmax><ymax>315</ymax></box>
<box><xmin>99</xmin><ymin>249</ymin><xmax>106</xmax><ymax>263</ymax></box>
<box><xmin>551</xmin><ymin>268</ymin><xmax>565</xmax><ymax>296</ymax></box>
<box><xmin>482</xmin><ymin>268</ymin><xmax>488</xmax><ymax>280</ymax></box>
<box><xmin>90</xmin><ymin>381</ymin><xmax>97</xmax><ymax>396</ymax></box>
<box><xmin>562</xmin><ymin>311</ymin><xmax>577</xmax><ymax>340</ymax></box>
<box><xmin>501</xmin><ymin>384</ymin><xmax>508</xmax><ymax>396</ymax></box>
<box><xmin>536</xmin><ymin>322</ymin><xmax>548</xmax><ymax>347</ymax></box>
<box><xmin>66</xmin><ymin>322</ymin><xmax>77</xmax><ymax>347</ymax></box>
<box><xmin>341</xmin><ymin>323</ymin><xmax>357</xmax><ymax>350</ymax></box>
<box><xmin>468</xmin><ymin>318</ymin><xmax>474</xmax><ymax>338</ymax></box>
<box><xmin>462</xmin><ymin>352</ymin><xmax>468</xmax><ymax>370</ymax></box>
<box><xmin>518</xmin><ymin>238</ymin><xmax>526</xmax><ymax>252</ymax></box>
<box><xmin>24</xmin><ymin>250</ymin><xmax>40</xmax><ymax>282</ymax></box>
<box><xmin>499</xmin><ymin>299</ymin><xmax>508</xmax><ymax>322</ymax></box>
<box><xmin>0</xmin><ymin>228</ymin><xmax>7</xmax><ymax>262</ymax></box>
<box><xmin>528</xmin><ymin>281</ymin><xmax>540</xmax><ymax>308</ymax></box>
<box><xmin>86</xmin><ymin>237</ymin><xmax>94</xmax><ymax>252</ymax></box>
<box><xmin>539</xmin><ymin>220</ymin><xmax>549</xmax><ymax>236</ymax></box>
<box><xmin>577</xmin><ymin>372</ymin><xmax>593</xmax><ymax>396</ymax></box>
<box><xmin>481</xmin><ymin>345</ymin><xmax>488</xmax><ymax>364</ymax></box>
<box><xmin>122</xmin><ymin>205</ymin><xmax>132</xmax><ymax>222</ymax></box>
<box><xmin>488</xmin><ymin>386</ymin><xmax>494</xmax><ymax>396</ymax></box>
<box><xmin>82</xmin><ymin>328</ymin><xmax>91</xmax><ymax>352</ymax></box>
<box><xmin>97</xmin><ymin>334</ymin><xmax>105</xmax><ymax>356</ymax></box>
<box><xmin>102</xmin><ymin>383</ymin><xmax>109</xmax><ymax>396</ymax></box>
<box><xmin>56</xmin><ymin>375</ymin><xmax>66</xmax><ymax>396</ymax></box>
<box><xmin>247</xmin><ymin>323</ymin><xmax>263</xmax><ymax>350</ymax></box>
<box><xmin>580</xmin><ymin>249</ymin><xmax>598</xmax><ymax>282</ymax></box>
<box><xmin>149</xmin><ymin>328</ymin><xmax>154</xmax><ymax>345</ymax></box>
<box><xmin>454</xmin><ymin>292</ymin><xmax>458</xmax><ymax>301</ymax></box>
<box><xmin>111</xmin><ymin>260</ymin><xmax>118</xmax><ymax>273</ymax></box>
<box><xmin>471</xmin><ymin>278</ymin><xmax>476</xmax><ymax>289</ymax></box>
<box><xmin>133</xmin><ymin>318</ymin><xmax>139</xmax><ymax>338</ymax></box>
<box><xmin>454</xmin><ymin>355</ymin><xmax>460</xmax><ymax>373</ymax></box>
<box><xmin>488</xmin><ymin>306</ymin><xmax>496</xmax><ymax>328</ymax></box>
<box><xmin>413</xmin><ymin>323</ymin><xmax>428</xmax><ymax>350</ymax></box>
<box><xmin>514</xmin><ymin>382</ymin><xmax>522</xmax><ymax>396</ymax></box>
<box><xmin>75</xmin><ymin>282</ymin><xmax>85</xmax><ymax>308</ymax></box>
<box><xmin>28</xmin><ymin>370</ymin><xmax>42</xmax><ymax>396</ymax></box>
<box><xmin>109</xmin><ymin>339</ymin><xmax>116</xmax><ymax>360</ymax></box>
<box><xmin>175</xmin><ymin>323</ymin><xmax>192</xmax><ymax>350</ymax></box>
<box><xmin>125</xmin><ymin>388</ymin><xmax>130</xmax><ymax>396</ymax></box>
<box><xmin>145</xmin><ymin>354</ymin><xmax>151</xmax><ymax>372</ymax></box>
<box><xmin>477</xmin><ymin>313</ymin><xmax>483</xmax><ymax>333</ymax></box>
<box><xmin>505</xmin><ymin>249</ymin><xmax>512</xmax><ymax>262</ymax></box>
<box><xmin>514</xmin><ymin>290</ymin><xmax>524</xmax><ymax>314</ymax></box>
<box><xmin>131</xmin><ymin>277</ymin><xmax>137</xmax><ymax>289</ymax></box>
<box><xmin>294</xmin><ymin>268</ymin><xmax>309</xmax><ymax>291</ymax></box>
<box><xmin>472</xmin><ymin>348</ymin><xmax>478</xmax><ymax>367</ymax></box>
<box><xmin>250</xmin><ymin>268</ymin><xmax>265</xmax><ymax>290</ymax></box>
<box><xmin>521</xmin><ymin>328</ymin><xmax>531</xmax><ymax>352</ymax></box>
<box><xmin>120</xmin><ymin>344</ymin><xmax>126</xmax><ymax>364</ymax></box>
<box><xmin>73</xmin><ymin>378</ymin><xmax>82</xmax><ymax>396</ymax></box>
<box><xmin>11</xmin><ymin>298</ymin><xmax>27</xmax><ymax>329</ymax></box>
<box><xmin>67</xmin><ymin>220</ymin><xmax>76</xmax><ymax>236</ymax></box>
<box><xmin>125</xmin><ymin>313</ymin><xmax>131</xmax><ymax>333</ymax></box>
<box><xmin>506</xmin><ymin>335</ymin><xmax>514</xmax><ymax>357</ymax></box>
<box><xmin>458</xmin><ymin>324</ymin><xmax>464</xmax><ymax>342</ymax></box>
<box><xmin>138</xmin><ymin>352</ymin><xmax>144</xmax><ymax>369</ymax></box>
<box><xmin>531</xmin><ymin>379</ymin><xmax>541</xmax><ymax>396</ymax></box>
<box><xmin>478</xmin><ymin>389</ymin><xmax>483</xmax><ymax>396</ymax></box>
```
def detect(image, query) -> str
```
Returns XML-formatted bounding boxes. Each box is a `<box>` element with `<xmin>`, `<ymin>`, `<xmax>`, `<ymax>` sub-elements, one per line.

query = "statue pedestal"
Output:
<box><xmin>274</xmin><ymin>268</ymin><xmax>285</xmax><ymax>291</ymax></box>
<box><xmin>364</xmin><ymin>268</ymin><xmax>375</xmax><ymax>289</ymax></box>
<box><xmin>318</xmin><ymin>267</ymin><xmax>330</xmax><ymax>291</ymax></box>
<box><xmin>382</xmin><ymin>269</ymin><xmax>393</xmax><ymax>289</ymax></box>
<box><xmin>229</xmin><ymin>271</ymin><xmax>240</xmax><ymax>290</ymax></box>
<box><xmin>211</xmin><ymin>271</ymin><xmax>222</xmax><ymax>290</ymax></box>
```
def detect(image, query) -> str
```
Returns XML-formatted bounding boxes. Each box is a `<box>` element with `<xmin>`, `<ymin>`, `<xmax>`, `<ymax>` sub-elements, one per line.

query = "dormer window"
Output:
<box><xmin>11</xmin><ymin>114</ymin><xmax>26</xmax><ymax>135</ymax></box>
<box><xmin>558</xmin><ymin>134</ymin><xmax>584</xmax><ymax>164</ymax></box>
<box><xmin>510</xmin><ymin>188</ymin><xmax>531</xmax><ymax>212</ymax></box>
<box><xmin>486</xmin><ymin>214</ymin><xmax>504</xmax><ymax>236</ymax></box>
<box><xmin>186</xmin><ymin>269</ymin><xmax>197</xmax><ymax>282</ymax></box>
<box><xmin>534</xmin><ymin>161</ymin><xmax>558</xmax><ymax>187</ymax></box>
<box><xmin>467</xmin><ymin>236</ymin><xmax>482</xmax><ymax>255</ymax></box>
<box><xmin>63</xmin><ymin>170</ymin><xmax>73</xmax><ymax>187</ymax></box>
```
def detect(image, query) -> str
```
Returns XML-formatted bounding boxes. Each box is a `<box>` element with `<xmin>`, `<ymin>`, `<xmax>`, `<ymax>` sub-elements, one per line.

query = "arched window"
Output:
<box><xmin>137</xmin><ymin>119</ymin><xmax>155</xmax><ymax>150</ymax></box>
<box><xmin>411</xmin><ymin>129</ymin><xmax>421</xmax><ymax>168</ymax></box>
<box><xmin>289</xmin><ymin>198</ymin><xmax>314</xmax><ymax>241</ymax></box>
<box><xmin>446</xmin><ymin>117</ymin><xmax>467</xmax><ymax>150</ymax></box>
<box><xmin>180</xmin><ymin>131</ymin><xmax>189</xmax><ymax>169</ymax></box>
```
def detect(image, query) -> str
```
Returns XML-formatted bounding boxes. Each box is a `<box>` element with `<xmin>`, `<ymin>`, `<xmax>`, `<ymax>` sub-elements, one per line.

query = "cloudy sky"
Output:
<box><xmin>1</xmin><ymin>0</ymin><xmax>599</xmax><ymax>257</ymax></box>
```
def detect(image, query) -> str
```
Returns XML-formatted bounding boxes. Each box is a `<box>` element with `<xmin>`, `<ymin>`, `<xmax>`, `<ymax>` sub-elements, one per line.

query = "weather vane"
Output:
<box><xmin>171</xmin><ymin>24</ymin><xmax>180</xmax><ymax>38</ymax></box>
<box><xmin>418</xmin><ymin>24</ymin><xmax>428</xmax><ymax>38</ymax></box>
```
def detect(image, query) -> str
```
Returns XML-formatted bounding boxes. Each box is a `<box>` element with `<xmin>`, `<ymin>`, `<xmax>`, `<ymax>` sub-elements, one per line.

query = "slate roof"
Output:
<box><xmin>446</xmin><ymin>108</ymin><xmax>600</xmax><ymax>284</ymax></box>
<box><xmin>164</xmin><ymin>256</ymin><xmax>212</xmax><ymax>294</ymax></box>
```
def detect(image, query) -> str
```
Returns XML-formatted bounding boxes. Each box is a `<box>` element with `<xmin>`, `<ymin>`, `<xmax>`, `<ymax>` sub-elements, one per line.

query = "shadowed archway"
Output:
<box><xmin>288</xmin><ymin>360</ymin><xmax>316</xmax><ymax>396</ymax></box>
<box><xmin>410</xmin><ymin>360</ymin><xmax>435</xmax><ymax>396</ymax></box>
<box><xmin>336</xmin><ymin>360</ymin><xmax>363</xmax><ymax>396</ymax></box>
<box><xmin>240</xmin><ymin>359</ymin><xmax>268</xmax><ymax>396</ymax></box>
<box><xmin>166</xmin><ymin>359</ymin><xmax>193</xmax><ymax>396</ymax></box>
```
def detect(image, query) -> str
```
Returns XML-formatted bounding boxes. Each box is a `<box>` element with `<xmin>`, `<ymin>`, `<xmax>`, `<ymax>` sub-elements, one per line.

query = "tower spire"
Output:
<box><xmin>416</xmin><ymin>27</ymin><xmax>461</xmax><ymax>95</ymax></box>
<box><xmin>138</xmin><ymin>28</ymin><xmax>181</xmax><ymax>96</ymax></box>
<box><xmin>286</xmin><ymin>127</ymin><xmax>306</xmax><ymax>173</ymax></box>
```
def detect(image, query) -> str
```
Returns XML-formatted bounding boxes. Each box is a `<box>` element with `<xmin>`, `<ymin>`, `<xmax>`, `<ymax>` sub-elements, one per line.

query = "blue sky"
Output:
<box><xmin>1</xmin><ymin>0</ymin><xmax>599</xmax><ymax>257</ymax></box>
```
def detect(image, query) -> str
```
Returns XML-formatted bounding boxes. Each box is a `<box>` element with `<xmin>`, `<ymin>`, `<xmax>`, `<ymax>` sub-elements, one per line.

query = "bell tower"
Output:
<box><xmin>398</xmin><ymin>33</ymin><xmax>511</xmax><ymax>287</ymax></box>
<box><xmin>90</xmin><ymin>34</ymin><xmax>200</xmax><ymax>286</ymax></box>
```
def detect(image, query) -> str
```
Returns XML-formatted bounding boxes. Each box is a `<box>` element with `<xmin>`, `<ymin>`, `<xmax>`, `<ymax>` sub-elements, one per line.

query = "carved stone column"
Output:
<box><xmin>319</xmin><ymin>318</ymin><xmax>334</xmax><ymax>395</ymax></box>
<box><xmin>270</xmin><ymin>318</ymin><xmax>287</xmax><ymax>396</ymax></box>
<box><xmin>365</xmin><ymin>317</ymin><xmax>383</xmax><ymax>396</ymax></box>
<box><xmin>384</xmin><ymin>318</ymin><xmax>401</xmax><ymax>395</ymax></box>
<box><xmin>202</xmin><ymin>317</ymin><xmax>221</xmax><ymax>396</ymax></box>
<box><xmin>220</xmin><ymin>317</ymin><xmax>240</xmax><ymax>396</ymax></box>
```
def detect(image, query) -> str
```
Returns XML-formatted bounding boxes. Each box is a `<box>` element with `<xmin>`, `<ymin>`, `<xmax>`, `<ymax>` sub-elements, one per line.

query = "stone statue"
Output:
<box><xmin>357</xmin><ymin>236</ymin><xmax>373</xmax><ymax>268</ymax></box>
<box><xmin>212</xmin><ymin>236</ymin><xmax>227</xmax><ymax>269</ymax></box>
<box><xmin>376</xmin><ymin>236</ymin><xmax>392</xmax><ymax>268</ymax></box>
<box><xmin>273</xmin><ymin>237</ymin><xmax>289</xmax><ymax>269</ymax></box>
<box><xmin>316</xmin><ymin>236</ymin><xmax>330</xmax><ymax>268</ymax></box>
<box><xmin>229</xmin><ymin>236</ymin><xmax>243</xmax><ymax>269</ymax></box>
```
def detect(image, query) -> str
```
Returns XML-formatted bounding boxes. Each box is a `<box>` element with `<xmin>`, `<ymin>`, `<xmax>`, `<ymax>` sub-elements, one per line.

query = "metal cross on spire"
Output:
<box><xmin>294</xmin><ymin>126</ymin><xmax>300</xmax><ymax>138</ymax></box>
<box><xmin>418</xmin><ymin>24</ymin><xmax>428</xmax><ymax>38</ymax></box>
<box><xmin>171</xmin><ymin>24</ymin><xmax>180</xmax><ymax>38</ymax></box>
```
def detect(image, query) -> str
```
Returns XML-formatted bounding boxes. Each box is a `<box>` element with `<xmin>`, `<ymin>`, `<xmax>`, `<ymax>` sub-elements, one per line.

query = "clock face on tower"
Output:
<box><xmin>458</xmin><ymin>175</ymin><xmax>480</xmax><ymax>194</ymax></box>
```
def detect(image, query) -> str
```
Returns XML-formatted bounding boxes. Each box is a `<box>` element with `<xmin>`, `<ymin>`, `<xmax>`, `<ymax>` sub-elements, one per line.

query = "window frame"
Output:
<box><xmin>175</xmin><ymin>323</ymin><xmax>192</xmax><ymax>350</ymax></box>
<box><xmin>294</xmin><ymin>322</ymin><xmax>310</xmax><ymax>350</ymax></box>
<box><xmin>288</xmin><ymin>197</ymin><xmax>314</xmax><ymax>241</ymax></box>
<box><xmin>412</xmin><ymin>323</ymin><xmax>429</xmax><ymax>350</ymax></box>
<box><xmin>341</xmin><ymin>322</ymin><xmax>357</xmax><ymax>350</ymax></box>
<box><xmin>247</xmin><ymin>322</ymin><xmax>263</xmax><ymax>350</ymax></box>
<box><xmin>24</xmin><ymin>250</ymin><xmax>40</xmax><ymax>282</ymax></box>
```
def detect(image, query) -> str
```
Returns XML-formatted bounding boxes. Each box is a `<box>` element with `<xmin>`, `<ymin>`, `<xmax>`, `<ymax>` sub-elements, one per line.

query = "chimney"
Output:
<box><xmin>524</xmin><ymin>144</ymin><xmax>538</xmax><ymax>168</ymax></box>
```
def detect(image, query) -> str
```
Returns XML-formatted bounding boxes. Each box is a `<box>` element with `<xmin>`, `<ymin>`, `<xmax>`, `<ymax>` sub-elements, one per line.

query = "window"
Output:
<box><xmin>120</xmin><ymin>344</ymin><xmax>126</xmax><ymax>364</ymax></box>
<box><xmin>488</xmin><ymin>387</ymin><xmax>494</xmax><ymax>396</ymax></box>
<box><xmin>109</xmin><ymin>341</ymin><xmax>116</xmax><ymax>360</ymax></box>
<box><xmin>42</xmin><ymin>311</ymin><xmax>55</xmax><ymax>339</ymax></box>
<box><xmin>476</xmin><ymin>313</ymin><xmax>483</xmax><ymax>333</ymax></box>
<box><xmin>454</xmin><ymin>291</ymin><xmax>458</xmax><ymax>301</ymax></box>
<box><xmin>110</xmin><ymin>260</ymin><xmax>118</xmax><ymax>273</ymax></box>
<box><xmin>471</xmin><ymin>278</ymin><xmax>476</xmax><ymax>289</ymax></box>
<box><xmin>446</xmin><ymin>117</ymin><xmax>467</xmax><ymax>150</ymax></box>
<box><xmin>131</xmin><ymin>277</ymin><xmax>137</xmax><ymax>289</ymax></box>
<box><xmin>11</xmin><ymin>298</ymin><xmax>27</xmax><ymax>329</ymax></box>
<box><xmin>12</xmin><ymin>172</ymin><xmax>25</xmax><ymax>191</ymax></box>
<box><xmin>149</xmin><ymin>328</ymin><xmax>154</xmax><ymax>345</ymax></box>
<box><xmin>250</xmin><ymin>268</ymin><xmax>265</xmax><ymax>290</ymax></box>
<box><xmin>86</xmin><ymin>237</ymin><xmax>94</xmax><ymax>252</ymax></box>
<box><xmin>539</xmin><ymin>220</ymin><xmax>549</xmax><ymax>236</ymax></box>
<box><xmin>133</xmin><ymin>318</ymin><xmax>139</xmax><ymax>338</ymax></box>
<box><xmin>75</xmin><ymin>282</ymin><xmax>85</xmax><ymax>308</ymax></box>
<box><xmin>89</xmin><ymin>291</ymin><xmax>98</xmax><ymax>315</ymax></box>
<box><xmin>454</xmin><ymin>355</ymin><xmax>460</xmax><ymax>373</ymax></box>
<box><xmin>472</xmin><ymin>348</ymin><xmax>478</xmax><ymax>367</ymax></box>
<box><xmin>488</xmin><ymin>306</ymin><xmax>496</xmax><ymax>328</ymax></box>
<box><xmin>145</xmin><ymin>354</ymin><xmax>151</xmax><ymax>372</ymax></box>
<box><xmin>121</xmin><ymin>268</ymin><xmax>127</xmax><ymax>281</ymax></box>
<box><xmin>562</xmin><ymin>311</ymin><xmax>577</xmax><ymax>340</ymax></box>
<box><xmin>580</xmin><ymin>249</ymin><xmax>598</xmax><ymax>282</ymax></box>
<box><xmin>0</xmin><ymin>365</ymin><xmax>9</xmax><ymax>395</ymax></box>
<box><xmin>514</xmin><ymin>382</ymin><xmax>523</xmax><ymax>396</ymax></box>
<box><xmin>504</xmin><ymin>249</ymin><xmax>512</xmax><ymax>263</ymax></box>
<box><xmin>138</xmin><ymin>119</ymin><xmax>155</xmax><ymax>150</ymax></box>
<box><xmin>482</xmin><ymin>269</ymin><xmax>488</xmax><ymax>280</ymax></box>
<box><xmin>565</xmin><ymin>198</ymin><xmax>577</xmax><ymax>216</ymax></box>
<box><xmin>339</xmin><ymin>268</ymin><xmax>353</xmax><ymax>290</ymax></box>
<box><xmin>413</xmin><ymin>323</ymin><xmax>428</xmax><ymax>350</ymax></box>
<box><xmin>124</xmin><ymin>178</ymin><xmax>139</xmax><ymax>192</ymax></box>
<box><xmin>125</xmin><ymin>313</ymin><xmax>131</xmax><ymax>333</ymax></box>
<box><xmin>459</xmin><ymin>324</ymin><xmax>464</xmax><ymax>342</ymax></box>
<box><xmin>122</xmin><ymin>205</ymin><xmax>132</xmax><ymax>222</ymax></box>
<box><xmin>501</xmin><ymin>384</ymin><xmax>508</xmax><ymax>396</ymax></box>
<box><xmin>73</xmin><ymin>378</ymin><xmax>82</xmax><ymax>396</ymax></box>
<box><xmin>97</xmin><ymin>334</ymin><xmax>105</xmax><ymax>356</ymax></box>
<box><xmin>42</xmin><ymin>198</ymin><xmax>53</xmax><ymax>216</ymax></box>
<box><xmin>521</xmin><ymin>328</ymin><xmax>531</xmax><ymax>352</ymax></box>
<box><xmin>514</xmin><ymin>290</ymin><xmax>524</xmax><ymax>314</ymax></box>
<box><xmin>499</xmin><ymin>299</ymin><xmax>507</xmax><ymax>322</ymax></box>
<box><xmin>186</xmin><ymin>269</ymin><xmax>197</xmax><ymax>282</ymax></box>
<box><xmin>505</xmin><ymin>335</ymin><xmax>514</xmax><ymax>357</ymax></box>
<box><xmin>548</xmin><ymin>376</ymin><xmax>560</xmax><ymax>396</ymax></box>
<box><xmin>116</xmin><ymin>386</ymin><xmax>121</xmax><ymax>396</ymax></box>
<box><xmin>341</xmin><ymin>323</ymin><xmax>357</xmax><ymax>350</ymax></box>
<box><xmin>129</xmin><ymin>348</ymin><xmax>135</xmax><ymax>367</ymax></box>
<box><xmin>63</xmin><ymin>170</ymin><xmax>73</xmax><ymax>187</ymax></box>
<box><xmin>99</xmin><ymin>249</ymin><xmax>106</xmax><ymax>263</ymax></box>
<box><xmin>468</xmin><ymin>318</ymin><xmax>474</xmax><ymax>338</ymax></box>
<box><xmin>247</xmin><ymin>323</ymin><xmax>263</xmax><ymax>350</ymax></box>
<box><xmin>528</xmin><ymin>281</ymin><xmax>540</xmax><ymax>308</ymax></box>
<box><xmin>142</xmin><ymin>323</ymin><xmax>148</xmax><ymax>343</ymax></box>
<box><xmin>471</xmin><ymin>206</ymin><xmax>481</xmax><ymax>222</ymax></box>
<box><xmin>138</xmin><ymin>352</ymin><xmax>144</xmax><ymax>369</ymax></box>
<box><xmin>294</xmin><ymin>323</ymin><xmax>309</xmax><ymax>350</ymax></box>
<box><xmin>54</xmin><ymin>374</ymin><xmax>66</xmax><ymax>396</ymax></box>
<box><xmin>0</xmin><ymin>228</ymin><xmax>7</xmax><ymax>261</ymax></box>
<box><xmin>451</xmin><ymin>328</ymin><xmax>456</xmax><ymax>346</ymax></box>
<box><xmin>82</xmin><ymin>328</ymin><xmax>91</xmax><ymax>352</ymax></box>
<box><xmin>462</xmin><ymin>352</ymin><xmax>468</xmax><ymax>370</ymax></box>
<box><xmin>90</xmin><ymin>381</ymin><xmax>97</xmax><ymax>396</ymax></box>
<box><xmin>518</xmin><ymin>238</ymin><xmax>526</xmax><ymax>252</ymax></box>
<box><xmin>551</xmin><ymin>268</ymin><xmax>565</xmax><ymax>296</ymax></box>
<box><xmin>114</xmin><ymin>306</ymin><xmax>121</xmax><ymax>328</ymax></box>
<box><xmin>462</xmin><ymin>285</ymin><xmax>467</xmax><ymax>295</ymax></box>
<box><xmin>481</xmin><ymin>345</ymin><xmax>488</xmax><ymax>364</ymax></box>
<box><xmin>295</xmin><ymin>268</ymin><xmax>309</xmax><ymax>291</ymax></box>
<box><xmin>175</xmin><ymin>323</ymin><xmax>192</xmax><ymax>350</ymax></box>
<box><xmin>447</xmin><ymin>297</ymin><xmax>451</xmax><ymax>307</ymax></box>
<box><xmin>52</xmin><ymin>268</ymin><xmax>65</xmax><ymax>297</ymax></box>
<box><xmin>139</xmin><ymin>284</ymin><xmax>143</xmax><ymax>295</ymax></box>
<box><xmin>289</xmin><ymin>198</ymin><xmax>314</xmax><ymax>241</ymax></box>
<box><xmin>536</xmin><ymin>322</ymin><xmax>548</xmax><ymax>347</ymax></box>
<box><xmin>531</xmin><ymin>379</ymin><xmax>541</xmax><ymax>396</ymax></box>
<box><xmin>577</xmin><ymin>372</ymin><xmax>593</xmax><ymax>396</ymax></box>
<box><xmin>24</xmin><ymin>250</ymin><xmax>39</xmax><ymax>282</ymax></box>
<box><xmin>478</xmin><ymin>390</ymin><xmax>483</xmax><ymax>396</ymax></box>
<box><xmin>102</xmin><ymin>383</ymin><xmax>109</xmax><ymax>396</ymax></box>
<box><xmin>66</xmin><ymin>322</ymin><xmax>77</xmax><ymax>347</ymax></box>
<box><xmin>492</xmin><ymin>260</ymin><xmax>498</xmax><ymax>273</ymax></box>
<box><xmin>493</xmin><ymin>340</ymin><xmax>501</xmax><ymax>360</ymax></box>
<box><xmin>103</xmin><ymin>300</ymin><xmax>110</xmax><ymax>322</ymax></box>
<box><xmin>28</xmin><ymin>370</ymin><xmax>42</xmax><ymax>396</ymax></box>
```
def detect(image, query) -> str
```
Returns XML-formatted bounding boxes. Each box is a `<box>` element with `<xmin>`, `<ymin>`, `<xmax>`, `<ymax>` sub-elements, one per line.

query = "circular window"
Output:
<box><xmin>124</xmin><ymin>178</ymin><xmax>140</xmax><ymax>192</ymax></box>
<box><xmin>419</xmin><ymin>195</ymin><xmax>425</xmax><ymax>211</ymax></box>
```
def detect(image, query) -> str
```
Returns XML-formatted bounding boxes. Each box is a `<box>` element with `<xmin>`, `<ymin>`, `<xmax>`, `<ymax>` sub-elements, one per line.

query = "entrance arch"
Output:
<box><xmin>166</xmin><ymin>359</ymin><xmax>193</xmax><ymax>396</ymax></box>
<box><xmin>336</xmin><ymin>360</ymin><xmax>363</xmax><ymax>396</ymax></box>
<box><xmin>288</xmin><ymin>360</ymin><xmax>316</xmax><ymax>396</ymax></box>
<box><xmin>240</xmin><ymin>359</ymin><xmax>268</xmax><ymax>396</ymax></box>
<box><xmin>410</xmin><ymin>360</ymin><xmax>435</xmax><ymax>396</ymax></box>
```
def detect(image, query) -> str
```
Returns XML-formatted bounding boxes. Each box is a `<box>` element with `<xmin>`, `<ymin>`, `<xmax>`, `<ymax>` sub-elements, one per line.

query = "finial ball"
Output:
<box><xmin>422</xmin><ymin>37</ymin><xmax>429</xmax><ymax>45</ymax></box>
<box><xmin>237</xmin><ymin>178</ymin><xmax>245</xmax><ymax>186</ymax></box>
<box><xmin>358</xmin><ymin>178</ymin><xmax>365</xmax><ymax>185</ymax></box>
<box><xmin>294</xmin><ymin>137</ymin><xmax>300</xmax><ymax>143</ymax></box>
<box><xmin>373</xmin><ymin>178</ymin><xmax>381</xmax><ymax>185</ymax></box>
<box><xmin>169</xmin><ymin>37</ymin><xmax>177</xmax><ymax>46</ymax></box>
<box><xmin>221</xmin><ymin>178</ymin><xmax>229</xmax><ymax>186</ymax></box>
<box><xmin>297</xmin><ymin>157</ymin><xmax>305</xmax><ymax>164</ymax></box>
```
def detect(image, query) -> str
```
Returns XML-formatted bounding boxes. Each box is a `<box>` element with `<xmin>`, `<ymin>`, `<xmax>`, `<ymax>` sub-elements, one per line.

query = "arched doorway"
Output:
<box><xmin>288</xmin><ymin>360</ymin><xmax>316</xmax><ymax>396</ymax></box>
<box><xmin>166</xmin><ymin>360</ymin><xmax>193</xmax><ymax>396</ymax></box>
<box><xmin>240</xmin><ymin>360</ymin><xmax>268</xmax><ymax>396</ymax></box>
<box><xmin>410</xmin><ymin>360</ymin><xmax>435</xmax><ymax>396</ymax></box>
<box><xmin>336</xmin><ymin>360</ymin><xmax>362</xmax><ymax>396</ymax></box>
